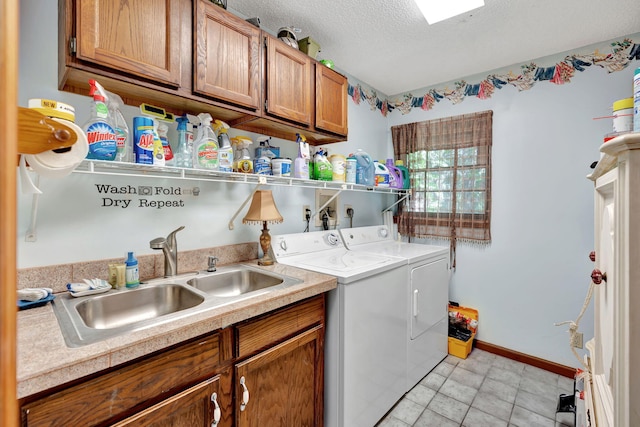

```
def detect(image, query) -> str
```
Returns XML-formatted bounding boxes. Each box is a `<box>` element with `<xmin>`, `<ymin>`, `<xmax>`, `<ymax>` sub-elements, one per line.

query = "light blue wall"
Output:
<box><xmin>18</xmin><ymin>0</ymin><xmax>635</xmax><ymax>366</ymax></box>
<box><xmin>385</xmin><ymin>44</ymin><xmax>637</xmax><ymax>366</ymax></box>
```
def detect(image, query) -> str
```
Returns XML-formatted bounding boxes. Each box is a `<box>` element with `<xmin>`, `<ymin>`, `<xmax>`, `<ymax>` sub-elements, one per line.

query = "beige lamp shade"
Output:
<box><xmin>242</xmin><ymin>190</ymin><xmax>283</xmax><ymax>225</ymax></box>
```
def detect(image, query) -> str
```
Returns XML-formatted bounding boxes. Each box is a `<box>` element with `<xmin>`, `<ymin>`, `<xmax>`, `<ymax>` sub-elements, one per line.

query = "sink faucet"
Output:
<box><xmin>150</xmin><ymin>226</ymin><xmax>184</xmax><ymax>277</ymax></box>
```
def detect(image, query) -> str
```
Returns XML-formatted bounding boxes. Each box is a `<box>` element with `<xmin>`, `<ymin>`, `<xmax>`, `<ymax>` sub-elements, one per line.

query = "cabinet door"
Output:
<box><xmin>315</xmin><ymin>65</ymin><xmax>348</xmax><ymax>136</ymax></box>
<box><xmin>235</xmin><ymin>326</ymin><xmax>324</xmax><ymax>427</ymax></box>
<box><xmin>75</xmin><ymin>0</ymin><xmax>181</xmax><ymax>87</ymax></box>
<box><xmin>112</xmin><ymin>376</ymin><xmax>223</xmax><ymax>427</ymax></box>
<box><xmin>194</xmin><ymin>0</ymin><xmax>261</xmax><ymax>110</ymax></box>
<box><xmin>265</xmin><ymin>37</ymin><xmax>312</xmax><ymax>126</ymax></box>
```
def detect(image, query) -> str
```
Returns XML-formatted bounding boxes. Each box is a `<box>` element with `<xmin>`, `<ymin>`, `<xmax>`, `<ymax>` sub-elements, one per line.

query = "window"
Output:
<box><xmin>391</xmin><ymin>111</ymin><xmax>492</xmax><ymax>267</ymax></box>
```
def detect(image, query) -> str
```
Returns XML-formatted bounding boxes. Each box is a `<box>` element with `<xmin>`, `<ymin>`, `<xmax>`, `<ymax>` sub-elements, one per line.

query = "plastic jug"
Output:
<box><xmin>353</xmin><ymin>149</ymin><xmax>374</xmax><ymax>186</ymax></box>
<box><xmin>395</xmin><ymin>160</ymin><xmax>410</xmax><ymax>189</ymax></box>
<box><xmin>385</xmin><ymin>159</ymin><xmax>403</xmax><ymax>189</ymax></box>
<box><xmin>374</xmin><ymin>161</ymin><xmax>390</xmax><ymax>187</ymax></box>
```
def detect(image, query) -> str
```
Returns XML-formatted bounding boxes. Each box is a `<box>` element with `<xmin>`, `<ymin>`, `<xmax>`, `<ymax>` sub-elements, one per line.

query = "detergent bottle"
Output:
<box><xmin>385</xmin><ymin>158</ymin><xmax>403</xmax><ymax>189</ymax></box>
<box><xmin>84</xmin><ymin>79</ymin><xmax>117</xmax><ymax>161</ymax></box>
<box><xmin>395</xmin><ymin>160</ymin><xmax>410</xmax><ymax>189</ymax></box>
<box><xmin>293</xmin><ymin>133</ymin><xmax>310</xmax><ymax>179</ymax></box>
<box><xmin>214</xmin><ymin>119</ymin><xmax>233</xmax><ymax>172</ymax></box>
<box><xmin>353</xmin><ymin>149</ymin><xmax>374</xmax><ymax>186</ymax></box>
<box><xmin>193</xmin><ymin>113</ymin><xmax>219</xmax><ymax>170</ymax></box>
<box><xmin>234</xmin><ymin>136</ymin><xmax>253</xmax><ymax>173</ymax></box>
<box><xmin>374</xmin><ymin>160</ymin><xmax>390</xmax><ymax>187</ymax></box>
<box><xmin>174</xmin><ymin>115</ymin><xmax>192</xmax><ymax>168</ymax></box>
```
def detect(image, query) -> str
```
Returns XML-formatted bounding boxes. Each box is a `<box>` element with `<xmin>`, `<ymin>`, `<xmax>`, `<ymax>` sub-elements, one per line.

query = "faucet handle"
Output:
<box><xmin>207</xmin><ymin>256</ymin><xmax>219</xmax><ymax>272</ymax></box>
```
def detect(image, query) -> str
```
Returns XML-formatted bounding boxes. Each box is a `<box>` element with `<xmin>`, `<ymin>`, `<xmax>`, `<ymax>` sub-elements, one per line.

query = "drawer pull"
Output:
<box><xmin>210</xmin><ymin>392</ymin><xmax>221</xmax><ymax>425</ymax></box>
<box><xmin>240</xmin><ymin>376</ymin><xmax>250</xmax><ymax>411</ymax></box>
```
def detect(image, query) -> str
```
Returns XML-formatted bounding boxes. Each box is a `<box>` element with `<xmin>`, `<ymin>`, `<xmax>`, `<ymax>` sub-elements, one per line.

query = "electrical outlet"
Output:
<box><xmin>572</xmin><ymin>332</ymin><xmax>584</xmax><ymax>349</ymax></box>
<box><xmin>344</xmin><ymin>204</ymin><xmax>353</xmax><ymax>218</ymax></box>
<box><xmin>302</xmin><ymin>205</ymin><xmax>311</xmax><ymax>222</ymax></box>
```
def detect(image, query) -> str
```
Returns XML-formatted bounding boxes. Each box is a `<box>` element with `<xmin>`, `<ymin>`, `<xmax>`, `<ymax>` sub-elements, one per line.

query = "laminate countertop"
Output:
<box><xmin>17</xmin><ymin>261</ymin><xmax>337</xmax><ymax>399</ymax></box>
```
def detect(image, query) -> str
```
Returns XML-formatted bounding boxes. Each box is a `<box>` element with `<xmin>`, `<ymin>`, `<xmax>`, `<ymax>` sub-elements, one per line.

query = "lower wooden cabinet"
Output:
<box><xmin>20</xmin><ymin>294</ymin><xmax>325</xmax><ymax>427</ymax></box>
<box><xmin>235</xmin><ymin>326</ymin><xmax>324</xmax><ymax>427</ymax></box>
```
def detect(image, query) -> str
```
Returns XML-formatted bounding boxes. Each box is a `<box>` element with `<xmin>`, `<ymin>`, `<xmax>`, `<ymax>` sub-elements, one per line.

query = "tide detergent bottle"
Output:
<box><xmin>83</xmin><ymin>79</ymin><xmax>117</xmax><ymax>161</ymax></box>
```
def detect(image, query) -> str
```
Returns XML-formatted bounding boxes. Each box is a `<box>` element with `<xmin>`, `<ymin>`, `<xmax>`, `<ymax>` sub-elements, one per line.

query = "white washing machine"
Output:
<box><xmin>339</xmin><ymin>225</ymin><xmax>450</xmax><ymax>391</ymax></box>
<box><xmin>271</xmin><ymin>230</ymin><xmax>408</xmax><ymax>427</ymax></box>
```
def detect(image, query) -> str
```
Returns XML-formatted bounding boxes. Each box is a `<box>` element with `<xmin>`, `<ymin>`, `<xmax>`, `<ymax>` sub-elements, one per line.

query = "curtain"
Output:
<box><xmin>391</xmin><ymin>110</ymin><xmax>493</xmax><ymax>267</ymax></box>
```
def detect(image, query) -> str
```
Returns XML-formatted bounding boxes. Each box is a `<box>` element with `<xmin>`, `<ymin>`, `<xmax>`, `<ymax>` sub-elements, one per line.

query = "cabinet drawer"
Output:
<box><xmin>22</xmin><ymin>333</ymin><xmax>221</xmax><ymax>427</ymax></box>
<box><xmin>236</xmin><ymin>294</ymin><xmax>325</xmax><ymax>359</ymax></box>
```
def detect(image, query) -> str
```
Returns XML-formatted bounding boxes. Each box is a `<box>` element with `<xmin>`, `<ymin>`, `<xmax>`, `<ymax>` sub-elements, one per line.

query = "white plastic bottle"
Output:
<box><xmin>158</xmin><ymin>122</ymin><xmax>174</xmax><ymax>166</ymax></box>
<box><xmin>193</xmin><ymin>113</ymin><xmax>219</xmax><ymax>170</ymax></box>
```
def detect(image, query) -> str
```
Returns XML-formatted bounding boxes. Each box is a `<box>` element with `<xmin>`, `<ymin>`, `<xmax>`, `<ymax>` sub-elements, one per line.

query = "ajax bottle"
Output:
<box><xmin>193</xmin><ymin>113</ymin><xmax>219</xmax><ymax>170</ymax></box>
<box><xmin>84</xmin><ymin>79</ymin><xmax>117</xmax><ymax>161</ymax></box>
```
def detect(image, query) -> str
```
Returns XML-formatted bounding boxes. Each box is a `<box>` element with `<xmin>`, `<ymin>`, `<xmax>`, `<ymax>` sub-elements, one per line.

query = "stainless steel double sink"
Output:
<box><xmin>52</xmin><ymin>264</ymin><xmax>302</xmax><ymax>347</ymax></box>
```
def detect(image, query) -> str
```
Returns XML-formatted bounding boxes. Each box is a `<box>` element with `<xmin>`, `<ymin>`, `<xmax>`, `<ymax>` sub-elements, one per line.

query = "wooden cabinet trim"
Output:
<box><xmin>22</xmin><ymin>333</ymin><xmax>221</xmax><ymax>427</ymax></box>
<box><xmin>236</xmin><ymin>294</ymin><xmax>324</xmax><ymax>358</ymax></box>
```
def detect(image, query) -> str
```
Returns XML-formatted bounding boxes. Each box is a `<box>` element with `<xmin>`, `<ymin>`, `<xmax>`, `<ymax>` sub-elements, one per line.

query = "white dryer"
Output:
<box><xmin>271</xmin><ymin>230</ymin><xmax>407</xmax><ymax>427</ymax></box>
<box><xmin>339</xmin><ymin>225</ymin><xmax>450</xmax><ymax>390</ymax></box>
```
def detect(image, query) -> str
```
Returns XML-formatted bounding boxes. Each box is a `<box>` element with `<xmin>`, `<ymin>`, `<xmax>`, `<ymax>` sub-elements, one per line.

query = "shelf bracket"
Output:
<box><xmin>228</xmin><ymin>177</ymin><xmax>267</xmax><ymax>230</ymax></box>
<box><xmin>382</xmin><ymin>191</ymin><xmax>409</xmax><ymax>214</ymax></box>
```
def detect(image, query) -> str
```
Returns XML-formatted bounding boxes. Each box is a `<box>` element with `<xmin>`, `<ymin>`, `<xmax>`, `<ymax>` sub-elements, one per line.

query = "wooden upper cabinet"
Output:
<box><xmin>316</xmin><ymin>65</ymin><xmax>348</xmax><ymax>136</ymax></box>
<box><xmin>75</xmin><ymin>0</ymin><xmax>181</xmax><ymax>87</ymax></box>
<box><xmin>265</xmin><ymin>36</ymin><xmax>312</xmax><ymax>126</ymax></box>
<box><xmin>194</xmin><ymin>0</ymin><xmax>261</xmax><ymax>110</ymax></box>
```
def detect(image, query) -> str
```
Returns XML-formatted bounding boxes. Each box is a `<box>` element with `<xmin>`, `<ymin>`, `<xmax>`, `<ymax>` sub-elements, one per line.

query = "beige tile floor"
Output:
<box><xmin>376</xmin><ymin>349</ymin><xmax>576</xmax><ymax>427</ymax></box>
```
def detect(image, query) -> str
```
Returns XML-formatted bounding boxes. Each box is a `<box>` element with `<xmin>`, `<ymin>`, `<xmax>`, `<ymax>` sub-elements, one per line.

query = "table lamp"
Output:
<box><xmin>242</xmin><ymin>190</ymin><xmax>283</xmax><ymax>265</ymax></box>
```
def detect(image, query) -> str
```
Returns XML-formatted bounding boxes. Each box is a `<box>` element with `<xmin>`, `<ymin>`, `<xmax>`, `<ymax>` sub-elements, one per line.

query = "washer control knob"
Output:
<box><xmin>279</xmin><ymin>240</ymin><xmax>287</xmax><ymax>251</ymax></box>
<box><xmin>326</xmin><ymin>232</ymin><xmax>340</xmax><ymax>246</ymax></box>
<box><xmin>379</xmin><ymin>227</ymin><xmax>388</xmax><ymax>238</ymax></box>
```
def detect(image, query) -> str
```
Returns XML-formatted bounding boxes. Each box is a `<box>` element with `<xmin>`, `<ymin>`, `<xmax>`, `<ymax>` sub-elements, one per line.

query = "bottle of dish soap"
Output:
<box><xmin>193</xmin><ymin>113</ymin><xmax>219</xmax><ymax>170</ymax></box>
<box><xmin>125</xmin><ymin>252</ymin><xmax>139</xmax><ymax>289</ymax></box>
<box><xmin>84</xmin><ymin>79</ymin><xmax>117</xmax><ymax>161</ymax></box>
<box><xmin>214</xmin><ymin>119</ymin><xmax>233</xmax><ymax>172</ymax></box>
<box><xmin>174</xmin><ymin>115</ymin><xmax>192</xmax><ymax>168</ymax></box>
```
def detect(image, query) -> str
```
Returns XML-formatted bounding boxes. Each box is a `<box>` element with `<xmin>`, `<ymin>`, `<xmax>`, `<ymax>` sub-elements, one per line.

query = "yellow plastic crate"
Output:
<box><xmin>448</xmin><ymin>305</ymin><xmax>478</xmax><ymax>359</ymax></box>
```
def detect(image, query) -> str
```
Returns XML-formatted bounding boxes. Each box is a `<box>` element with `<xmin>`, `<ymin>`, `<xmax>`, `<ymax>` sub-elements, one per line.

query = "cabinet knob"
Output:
<box><xmin>591</xmin><ymin>268</ymin><xmax>606</xmax><ymax>285</ymax></box>
<box><xmin>240</xmin><ymin>376</ymin><xmax>250</xmax><ymax>411</ymax></box>
<box><xmin>589</xmin><ymin>251</ymin><xmax>596</xmax><ymax>262</ymax></box>
<box><xmin>210</xmin><ymin>392</ymin><xmax>221</xmax><ymax>425</ymax></box>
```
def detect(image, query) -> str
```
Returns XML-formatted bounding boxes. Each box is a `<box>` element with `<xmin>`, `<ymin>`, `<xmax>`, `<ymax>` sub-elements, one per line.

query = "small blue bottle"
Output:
<box><xmin>125</xmin><ymin>252</ymin><xmax>139</xmax><ymax>288</ymax></box>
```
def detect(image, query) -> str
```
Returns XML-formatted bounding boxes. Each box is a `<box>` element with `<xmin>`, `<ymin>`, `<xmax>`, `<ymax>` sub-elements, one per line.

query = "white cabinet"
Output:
<box><xmin>587</xmin><ymin>133</ymin><xmax>640</xmax><ymax>427</ymax></box>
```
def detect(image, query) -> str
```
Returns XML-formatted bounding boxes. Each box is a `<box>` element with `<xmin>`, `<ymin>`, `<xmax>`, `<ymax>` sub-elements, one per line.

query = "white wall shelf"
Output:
<box><xmin>72</xmin><ymin>160</ymin><xmax>407</xmax><ymax>195</ymax></box>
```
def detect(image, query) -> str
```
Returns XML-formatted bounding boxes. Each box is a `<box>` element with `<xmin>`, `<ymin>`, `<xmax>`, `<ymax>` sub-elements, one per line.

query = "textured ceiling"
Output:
<box><xmin>228</xmin><ymin>0</ymin><xmax>640</xmax><ymax>96</ymax></box>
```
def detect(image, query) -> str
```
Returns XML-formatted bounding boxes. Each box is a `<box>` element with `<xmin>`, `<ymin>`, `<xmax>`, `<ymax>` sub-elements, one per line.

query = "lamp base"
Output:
<box><xmin>258</xmin><ymin>221</ymin><xmax>274</xmax><ymax>266</ymax></box>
